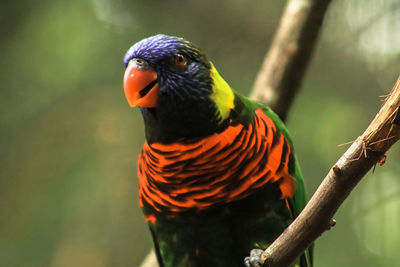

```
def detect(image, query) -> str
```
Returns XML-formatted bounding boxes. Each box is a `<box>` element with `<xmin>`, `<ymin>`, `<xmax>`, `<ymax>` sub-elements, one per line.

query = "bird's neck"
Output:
<box><xmin>141</xmin><ymin>63</ymin><xmax>236</xmax><ymax>144</ymax></box>
<box><xmin>140</xmin><ymin>106</ymin><xmax>228</xmax><ymax>144</ymax></box>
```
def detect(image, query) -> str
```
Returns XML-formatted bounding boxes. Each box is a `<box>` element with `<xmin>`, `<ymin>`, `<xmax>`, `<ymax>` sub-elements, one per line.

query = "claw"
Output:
<box><xmin>244</xmin><ymin>249</ymin><xmax>264</xmax><ymax>267</ymax></box>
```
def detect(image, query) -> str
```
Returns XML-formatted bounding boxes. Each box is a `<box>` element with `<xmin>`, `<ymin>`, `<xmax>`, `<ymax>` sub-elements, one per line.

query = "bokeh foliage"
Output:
<box><xmin>1</xmin><ymin>0</ymin><xmax>399</xmax><ymax>266</ymax></box>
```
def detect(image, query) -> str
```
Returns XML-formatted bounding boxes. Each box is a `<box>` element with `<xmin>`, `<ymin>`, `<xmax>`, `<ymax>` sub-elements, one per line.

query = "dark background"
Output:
<box><xmin>1</xmin><ymin>0</ymin><xmax>400</xmax><ymax>266</ymax></box>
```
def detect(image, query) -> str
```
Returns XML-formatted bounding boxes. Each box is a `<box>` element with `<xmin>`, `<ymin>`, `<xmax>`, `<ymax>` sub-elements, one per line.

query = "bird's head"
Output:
<box><xmin>123</xmin><ymin>34</ymin><xmax>235</xmax><ymax>142</ymax></box>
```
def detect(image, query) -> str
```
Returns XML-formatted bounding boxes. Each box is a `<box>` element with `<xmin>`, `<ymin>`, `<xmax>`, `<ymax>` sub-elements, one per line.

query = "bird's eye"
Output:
<box><xmin>174</xmin><ymin>54</ymin><xmax>187</xmax><ymax>66</ymax></box>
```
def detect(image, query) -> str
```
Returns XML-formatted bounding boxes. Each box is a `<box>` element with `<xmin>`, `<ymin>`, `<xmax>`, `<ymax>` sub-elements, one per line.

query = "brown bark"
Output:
<box><xmin>250</xmin><ymin>0</ymin><xmax>332</xmax><ymax>121</ymax></box>
<box><xmin>260</xmin><ymin>77</ymin><xmax>400</xmax><ymax>267</ymax></box>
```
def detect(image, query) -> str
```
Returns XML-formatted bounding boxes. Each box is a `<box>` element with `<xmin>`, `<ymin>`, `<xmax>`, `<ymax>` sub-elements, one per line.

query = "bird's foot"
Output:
<box><xmin>244</xmin><ymin>248</ymin><xmax>264</xmax><ymax>267</ymax></box>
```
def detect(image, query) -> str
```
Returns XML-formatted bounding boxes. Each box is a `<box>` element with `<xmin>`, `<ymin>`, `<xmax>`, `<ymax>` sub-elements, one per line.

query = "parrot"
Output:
<box><xmin>122</xmin><ymin>34</ymin><xmax>312</xmax><ymax>267</ymax></box>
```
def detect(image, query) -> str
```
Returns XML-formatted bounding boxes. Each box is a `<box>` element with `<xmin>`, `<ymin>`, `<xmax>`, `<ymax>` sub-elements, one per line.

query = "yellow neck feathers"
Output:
<box><xmin>209</xmin><ymin>63</ymin><xmax>235</xmax><ymax>122</ymax></box>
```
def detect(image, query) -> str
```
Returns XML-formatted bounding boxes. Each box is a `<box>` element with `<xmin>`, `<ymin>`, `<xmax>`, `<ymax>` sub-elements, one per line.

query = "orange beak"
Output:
<box><xmin>123</xmin><ymin>60</ymin><xmax>159</xmax><ymax>108</ymax></box>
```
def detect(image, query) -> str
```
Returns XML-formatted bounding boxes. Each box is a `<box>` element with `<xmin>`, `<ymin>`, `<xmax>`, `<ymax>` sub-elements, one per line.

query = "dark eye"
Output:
<box><xmin>174</xmin><ymin>54</ymin><xmax>187</xmax><ymax>66</ymax></box>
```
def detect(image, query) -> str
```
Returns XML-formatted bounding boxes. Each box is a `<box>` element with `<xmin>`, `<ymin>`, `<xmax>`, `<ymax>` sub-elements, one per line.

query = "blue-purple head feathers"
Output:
<box><xmin>123</xmin><ymin>34</ymin><xmax>206</xmax><ymax>67</ymax></box>
<box><xmin>123</xmin><ymin>34</ymin><xmax>228</xmax><ymax>142</ymax></box>
<box><xmin>122</xmin><ymin>34</ymin><xmax>212</xmax><ymax>102</ymax></box>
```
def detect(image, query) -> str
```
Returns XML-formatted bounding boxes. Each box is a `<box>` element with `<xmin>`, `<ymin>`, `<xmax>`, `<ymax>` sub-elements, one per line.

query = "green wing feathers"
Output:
<box><xmin>236</xmin><ymin>94</ymin><xmax>312</xmax><ymax>266</ymax></box>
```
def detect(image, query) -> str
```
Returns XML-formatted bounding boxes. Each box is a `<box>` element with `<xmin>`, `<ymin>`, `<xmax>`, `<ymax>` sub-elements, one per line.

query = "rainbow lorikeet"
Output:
<box><xmin>123</xmin><ymin>34</ymin><xmax>312</xmax><ymax>267</ymax></box>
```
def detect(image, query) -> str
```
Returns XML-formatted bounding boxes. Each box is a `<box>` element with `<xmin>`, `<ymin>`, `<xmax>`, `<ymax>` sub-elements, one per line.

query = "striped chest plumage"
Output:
<box><xmin>137</xmin><ymin>109</ymin><xmax>296</xmax><ymax>215</ymax></box>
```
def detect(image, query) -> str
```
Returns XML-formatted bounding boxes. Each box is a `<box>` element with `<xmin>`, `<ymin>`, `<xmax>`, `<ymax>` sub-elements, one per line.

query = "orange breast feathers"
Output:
<box><xmin>137</xmin><ymin>109</ymin><xmax>296</xmax><ymax>213</ymax></box>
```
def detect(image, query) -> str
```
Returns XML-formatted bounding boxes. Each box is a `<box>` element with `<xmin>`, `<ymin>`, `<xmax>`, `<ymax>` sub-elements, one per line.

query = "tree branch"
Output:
<box><xmin>250</xmin><ymin>0</ymin><xmax>332</xmax><ymax>121</ymax></box>
<box><xmin>259</xmin><ymin>76</ymin><xmax>400</xmax><ymax>267</ymax></box>
<box><xmin>139</xmin><ymin>249</ymin><xmax>158</xmax><ymax>267</ymax></box>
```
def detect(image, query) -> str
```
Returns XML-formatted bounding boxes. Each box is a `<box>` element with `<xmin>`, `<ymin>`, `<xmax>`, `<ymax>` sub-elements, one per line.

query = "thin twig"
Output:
<box><xmin>139</xmin><ymin>249</ymin><xmax>159</xmax><ymax>267</ymax></box>
<box><xmin>260</xmin><ymin>76</ymin><xmax>400</xmax><ymax>267</ymax></box>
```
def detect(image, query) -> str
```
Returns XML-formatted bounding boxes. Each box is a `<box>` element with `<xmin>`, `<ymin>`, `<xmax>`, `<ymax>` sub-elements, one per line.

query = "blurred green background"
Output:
<box><xmin>1</xmin><ymin>0</ymin><xmax>400</xmax><ymax>266</ymax></box>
